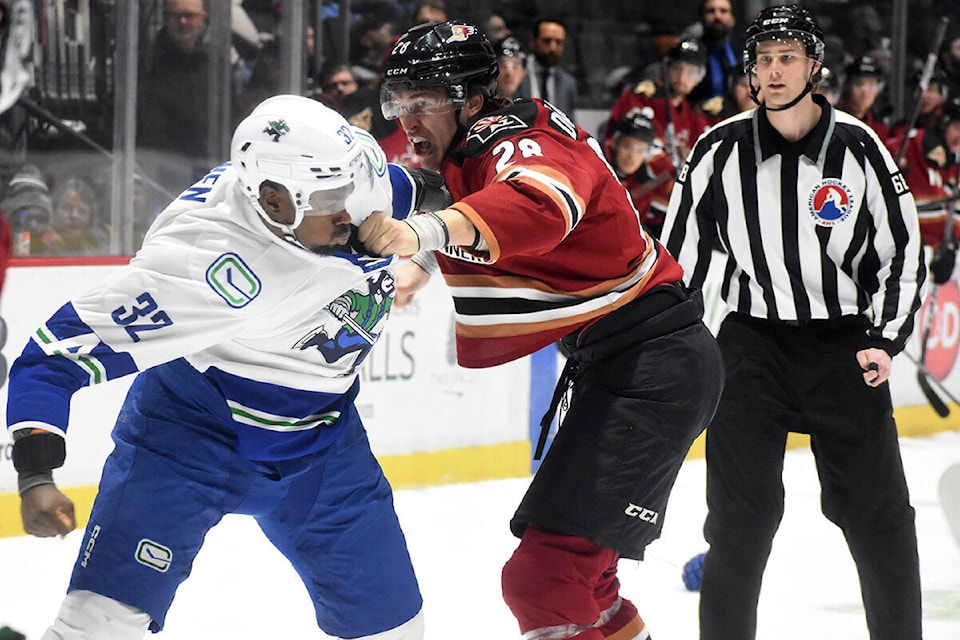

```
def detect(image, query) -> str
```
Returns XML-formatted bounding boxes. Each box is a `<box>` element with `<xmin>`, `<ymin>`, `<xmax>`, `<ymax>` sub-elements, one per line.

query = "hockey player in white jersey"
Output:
<box><xmin>6</xmin><ymin>95</ymin><xmax>446</xmax><ymax>640</ymax></box>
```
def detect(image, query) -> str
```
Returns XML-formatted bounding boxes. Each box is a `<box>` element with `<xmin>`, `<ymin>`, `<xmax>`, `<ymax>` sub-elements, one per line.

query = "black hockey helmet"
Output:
<box><xmin>381</xmin><ymin>20</ymin><xmax>499</xmax><ymax>120</ymax></box>
<box><xmin>666</xmin><ymin>38</ymin><xmax>708</xmax><ymax>69</ymax></box>
<box><xmin>615</xmin><ymin>108</ymin><xmax>656</xmax><ymax>144</ymax></box>
<box><xmin>496</xmin><ymin>35</ymin><xmax>526</xmax><ymax>62</ymax></box>
<box><xmin>742</xmin><ymin>4</ymin><xmax>825</xmax><ymax>74</ymax></box>
<box><xmin>845</xmin><ymin>55</ymin><xmax>884</xmax><ymax>79</ymax></box>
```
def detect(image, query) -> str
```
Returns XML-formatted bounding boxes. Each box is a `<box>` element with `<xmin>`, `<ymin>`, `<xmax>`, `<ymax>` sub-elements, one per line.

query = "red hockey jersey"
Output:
<box><xmin>606</xmin><ymin>81</ymin><xmax>711</xmax><ymax>166</ymax></box>
<box><xmin>890</xmin><ymin>127</ymin><xmax>960</xmax><ymax>248</ymax></box>
<box><xmin>437</xmin><ymin>99</ymin><xmax>684</xmax><ymax>368</ymax></box>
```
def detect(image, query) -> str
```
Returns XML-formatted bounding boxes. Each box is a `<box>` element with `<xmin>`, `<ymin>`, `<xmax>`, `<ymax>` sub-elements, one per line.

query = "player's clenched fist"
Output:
<box><xmin>358</xmin><ymin>211</ymin><xmax>422</xmax><ymax>257</ymax></box>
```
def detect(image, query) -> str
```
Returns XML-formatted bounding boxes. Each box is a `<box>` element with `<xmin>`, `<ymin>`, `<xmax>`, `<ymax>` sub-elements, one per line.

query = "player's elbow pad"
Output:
<box><xmin>406</xmin><ymin>167</ymin><xmax>453</xmax><ymax>212</ymax></box>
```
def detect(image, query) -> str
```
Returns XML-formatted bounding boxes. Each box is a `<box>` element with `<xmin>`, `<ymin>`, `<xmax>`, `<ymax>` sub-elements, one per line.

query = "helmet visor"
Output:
<box><xmin>380</xmin><ymin>85</ymin><xmax>457</xmax><ymax>120</ymax></box>
<box><xmin>304</xmin><ymin>182</ymin><xmax>356</xmax><ymax>216</ymax></box>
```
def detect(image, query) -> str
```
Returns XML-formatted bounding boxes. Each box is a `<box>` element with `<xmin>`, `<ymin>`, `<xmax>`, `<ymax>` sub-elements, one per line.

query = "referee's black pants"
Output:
<box><xmin>699</xmin><ymin>314</ymin><xmax>922</xmax><ymax>640</ymax></box>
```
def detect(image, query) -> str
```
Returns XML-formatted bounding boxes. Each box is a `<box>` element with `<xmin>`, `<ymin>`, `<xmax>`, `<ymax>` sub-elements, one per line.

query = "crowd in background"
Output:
<box><xmin>1</xmin><ymin>0</ymin><xmax>959</xmax><ymax>258</ymax></box>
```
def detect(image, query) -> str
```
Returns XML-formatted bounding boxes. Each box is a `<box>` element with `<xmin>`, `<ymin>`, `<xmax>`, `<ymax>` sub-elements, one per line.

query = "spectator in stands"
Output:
<box><xmin>685</xmin><ymin>0</ymin><xmax>741</xmax><ymax>105</ymax></box>
<box><xmin>1</xmin><ymin>164</ymin><xmax>51</xmax><ymax>257</ymax></box>
<box><xmin>314</xmin><ymin>64</ymin><xmax>407</xmax><ymax>162</ymax></box>
<box><xmin>315</xmin><ymin>63</ymin><xmax>360</xmax><ymax>112</ymax></box>
<box><xmin>889</xmin><ymin>95</ymin><xmax>960</xmax><ymax>249</ymax></box>
<box><xmin>837</xmin><ymin>55</ymin><xmax>890</xmax><ymax>141</ymax></box>
<box><xmin>606</xmin><ymin>38</ymin><xmax>712</xmax><ymax>169</ymax></box>
<box><xmin>485</xmin><ymin>13</ymin><xmax>512</xmax><ymax>42</ymax></box>
<box><xmin>39</xmin><ymin>175</ymin><xmax>109</xmax><ymax>257</ymax></box>
<box><xmin>411</xmin><ymin>0</ymin><xmax>447</xmax><ymax>25</ymax></box>
<box><xmin>607</xmin><ymin>107</ymin><xmax>675</xmax><ymax>239</ymax></box>
<box><xmin>517</xmin><ymin>17</ymin><xmax>578</xmax><ymax>118</ymax></box>
<box><xmin>495</xmin><ymin>35</ymin><xmax>527</xmax><ymax>101</ymax></box>
<box><xmin>350</xmin><ymin>17</ymin><xmax>396</xmax><ymax>86</ymax></box>
<box><xmin>137</xmin><ymin>0</ymin><xmax>212</xmax><ymax>159</ymax></box>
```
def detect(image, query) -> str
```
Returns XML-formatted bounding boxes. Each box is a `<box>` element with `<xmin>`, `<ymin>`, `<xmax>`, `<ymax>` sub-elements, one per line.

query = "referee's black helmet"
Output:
<box><xmin>380</xmin><ymin>21</ymin><xmax>498</xmax><ymax>119</ymax></box>
<box><xmin>742</xmin><ymin>4</ymin><xmax>825</xmax><ymax>75</ymax></box>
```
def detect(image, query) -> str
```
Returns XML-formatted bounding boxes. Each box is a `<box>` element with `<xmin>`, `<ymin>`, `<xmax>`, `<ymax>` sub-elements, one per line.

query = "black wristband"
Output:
<box><xmin>12</xmin><ymin>432</ymin><xmax>66</xmax><ymax>474</ymax></box>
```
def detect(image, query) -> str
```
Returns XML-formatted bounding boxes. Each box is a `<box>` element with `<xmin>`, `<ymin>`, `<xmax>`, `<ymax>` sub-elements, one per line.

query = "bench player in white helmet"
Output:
<box><xmin>7</xmin><ymin>95</ymin><xmax>448</xmax><ymax>640</ymax></box>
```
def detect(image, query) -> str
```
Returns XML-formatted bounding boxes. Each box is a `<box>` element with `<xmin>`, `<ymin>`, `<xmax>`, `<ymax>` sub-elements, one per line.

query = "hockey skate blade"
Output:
<box><xmin>938</xmin><ymin>463</ymin><xmax>960</xmax><ymax>550</ymax></box>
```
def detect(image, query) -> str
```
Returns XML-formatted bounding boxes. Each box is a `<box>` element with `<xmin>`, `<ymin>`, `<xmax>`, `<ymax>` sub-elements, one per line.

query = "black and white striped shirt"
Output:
<box><xmin>662</xmin><ymin>95</ymin><xmax>926</xmax><ymax>354</ymax></box>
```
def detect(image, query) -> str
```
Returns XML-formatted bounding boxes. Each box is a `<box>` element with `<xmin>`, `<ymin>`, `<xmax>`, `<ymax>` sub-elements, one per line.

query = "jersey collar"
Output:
<box><xmin>755</xmin><ymin>94</ymin><xmax>834</xmax><ymax>164</ymax></box>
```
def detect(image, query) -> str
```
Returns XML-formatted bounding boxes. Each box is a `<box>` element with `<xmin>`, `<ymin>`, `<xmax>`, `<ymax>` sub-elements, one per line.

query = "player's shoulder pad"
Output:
<box><xmin>700</xmin><ymin>96</ymin><xmax>724</xmax><ymax>116</ymax></box>
<box><xmin>459</xmin><ymin>101</ymin><xmax>539</xmax><ymax>157</ymax></box>
<box><xmin>633</xmin><ymin>80</ymin><xmax>658</xmax><ymax>97</ymax></box>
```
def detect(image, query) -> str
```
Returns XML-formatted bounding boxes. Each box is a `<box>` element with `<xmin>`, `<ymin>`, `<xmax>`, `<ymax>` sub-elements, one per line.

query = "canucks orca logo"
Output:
<box><xmin>294</xmin><ymin>271</ymin><xmax>395</xmax><ymax>368</ymax></box>
<box><xmin>808</xmin><ymin>179</ymin><xmax>854</xmax><ymax>227</ymax></box>
<box><xmin>264</xmin><ymin>119</ymin><xmax>290</xmax><ymax>142</ymax></box>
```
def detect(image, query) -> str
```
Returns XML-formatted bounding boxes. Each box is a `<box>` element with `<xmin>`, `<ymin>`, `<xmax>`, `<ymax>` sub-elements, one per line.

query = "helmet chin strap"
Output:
<box><xmin>748</xmin><ymin>66</ymin><xmax>819</xmax><ymax>113</ymax></box>
<box><xmin>253</xmin><ymin>201</ymin><xmax>309</xmax><ymax>250</ymax></box>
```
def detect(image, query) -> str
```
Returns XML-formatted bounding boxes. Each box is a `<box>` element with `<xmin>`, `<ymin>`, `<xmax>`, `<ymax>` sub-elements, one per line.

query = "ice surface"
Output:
<box><xmin>2</xmin><ymin>431</ymin><xmax>958</xmax><ymax>639</ymax></box>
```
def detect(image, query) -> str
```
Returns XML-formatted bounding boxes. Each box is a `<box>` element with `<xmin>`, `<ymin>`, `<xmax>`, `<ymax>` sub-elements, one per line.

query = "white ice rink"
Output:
<box><xmin>2</xmin><ymin>430</ymin><xmax>959</xmax><ymax>640</ymax></box>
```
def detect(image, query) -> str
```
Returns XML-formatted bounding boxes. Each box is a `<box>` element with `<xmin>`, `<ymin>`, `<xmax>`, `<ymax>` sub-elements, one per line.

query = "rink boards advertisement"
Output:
<box><xmin>0</xmin><ymin>255</ymin><xmax>958</xmax><ymax>537</ymax></box>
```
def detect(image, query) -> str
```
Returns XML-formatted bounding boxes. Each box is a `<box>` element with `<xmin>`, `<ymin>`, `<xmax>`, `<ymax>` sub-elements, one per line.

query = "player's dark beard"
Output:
<box><xmin>308</xmin><ymin>224</ymin><xmax>353</xmax><ymax>255</ymax></box>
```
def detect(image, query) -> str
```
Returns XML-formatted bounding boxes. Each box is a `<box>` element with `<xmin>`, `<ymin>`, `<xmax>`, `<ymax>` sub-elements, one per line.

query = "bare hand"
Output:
<box><xmin>396</xmin><ymin>261</ymin><xmax>433</xmax><ymax>307</ymax></box>
<box><xmin>856</xmin><ymin>348</ymin><xmax>891</xmax><ymax>387</ymax></box>
<box><xmin>21</xmin><ymin>484</ymin><xmax>76</xmax><ymax>538</ymax></box>
<box><xmin>358</xmin><ymin>212</ymin><xmax>420</xmax><ymax>257</ymax></box>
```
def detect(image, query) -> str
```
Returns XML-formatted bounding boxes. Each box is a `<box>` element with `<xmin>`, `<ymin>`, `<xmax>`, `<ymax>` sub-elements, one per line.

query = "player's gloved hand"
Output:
<box><xmin>405</xmin><ymin>167</ymin><xmax>453</xmax><ymax>212</ymax></box>
<box><xmin>20</xmin><ymin>483</ymin><xmax>75</xmax><ymax>538</ymax></box>
<box><xmin>930</xmin><ymin>243</ymin><xmax>957</xmax><ymax>285</ymax></box>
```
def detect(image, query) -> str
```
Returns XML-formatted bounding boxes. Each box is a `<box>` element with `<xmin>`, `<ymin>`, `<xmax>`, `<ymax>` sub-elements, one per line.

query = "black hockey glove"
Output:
<box><xmin>930</xmin><ymin>243</ymin><xmax>957</xmax><ymax>285</ymax></box>
<box><xmin>406</xmin><ymin>168</ymin><xmax>453</xmax><ymax>212</ymax></box>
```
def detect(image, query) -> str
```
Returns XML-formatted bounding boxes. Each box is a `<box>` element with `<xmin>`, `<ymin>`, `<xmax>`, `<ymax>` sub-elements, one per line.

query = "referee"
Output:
<box><xmin>662</xmin><ymin>5</ymin><xmax>926</xmax><ymax>640</ymax></box>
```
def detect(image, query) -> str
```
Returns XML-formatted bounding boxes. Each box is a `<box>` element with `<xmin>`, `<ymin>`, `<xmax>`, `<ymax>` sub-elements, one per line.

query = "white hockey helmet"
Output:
<box><xmin>231</xmin><ymin>94</ymin><xmax>391</xmax><ymax>232</ymax></box>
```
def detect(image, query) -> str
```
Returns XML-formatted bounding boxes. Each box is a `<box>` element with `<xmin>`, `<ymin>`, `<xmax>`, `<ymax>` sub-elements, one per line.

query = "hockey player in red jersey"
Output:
<box><xmin>605</xmin><ymin>39</ymin><xmax>713</xmax><ymax>167</ymax></box>
<box><xmin>890</xmin><ymin>95</ymin><xmax>960</xmax><ymax>248</ymax></box>
<box><xmin>359</xmin><ymin>20</ymin><xmax>724</xmax><ymax>640</ymax></box>
<box><xmin>606</xmin><ymin>107</ymin><xmax>676</xmax><ymax>239</ymax></box>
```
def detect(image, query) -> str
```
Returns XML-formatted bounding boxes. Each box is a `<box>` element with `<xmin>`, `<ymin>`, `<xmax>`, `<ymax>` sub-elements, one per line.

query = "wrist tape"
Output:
<box><xmin>411</xmin><ymin>249</ymin><xmax>439</xmax><ymax>276</ymax></box>
<box><xmin>404</xmin><ymin>212</ymin><xmax>449</xmax><ymax>252</ymax></box>
<box><xmin>12</xmin><ymin>431</ymin><xmax>66</xmax><ymax>474</ymax></box>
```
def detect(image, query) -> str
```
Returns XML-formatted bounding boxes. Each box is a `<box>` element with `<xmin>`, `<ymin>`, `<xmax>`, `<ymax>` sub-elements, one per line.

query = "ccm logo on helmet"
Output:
<box><xmin>385</xmin><ymin>67</ymin><xmax>409</xmax><ymax>77</ymax></box>
<box><xmin>762</xmin><ymin>17</ymin><xmax>790</xmax><ymax>26</ymax></box>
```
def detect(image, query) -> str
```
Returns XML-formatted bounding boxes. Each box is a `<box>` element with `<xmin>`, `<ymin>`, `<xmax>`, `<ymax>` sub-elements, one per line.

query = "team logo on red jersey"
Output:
<box><xmin>468</xmin><ymin>114</ymin><xmax>526</xmax><ymax>144</ymax></box>
<box><xmin>446</xmin><ymin>24</ymin><xmax>476</xmax><ymax>42</ymax></box>
<box><xmin>807</xmin><ymin>178</ymin><xmax>854</xmax><ymax>227</ymax></box>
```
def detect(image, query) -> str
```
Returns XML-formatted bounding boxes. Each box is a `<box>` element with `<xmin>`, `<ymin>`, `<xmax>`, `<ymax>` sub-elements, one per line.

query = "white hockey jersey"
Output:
<box><xmin>6</xmin><ymin>161</ymin><xmax>418</xmax><ymax>459</ymax></box>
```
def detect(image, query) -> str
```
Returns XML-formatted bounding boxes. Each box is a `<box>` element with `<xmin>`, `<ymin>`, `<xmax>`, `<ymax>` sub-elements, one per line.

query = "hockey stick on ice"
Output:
<box><xmin>902</xmin><ymin>350</ymin><xmax>960</xmax><ymax>414</ymax></box>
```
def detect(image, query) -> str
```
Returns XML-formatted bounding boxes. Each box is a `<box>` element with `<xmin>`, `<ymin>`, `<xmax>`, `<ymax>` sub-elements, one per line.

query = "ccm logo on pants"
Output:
<box><xmin>624</xmin><ymin>504</ymin><xmax>659</xmax><ymax>523</ymax></box>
